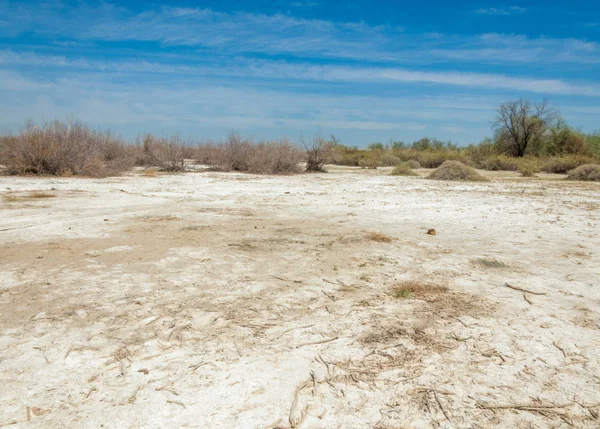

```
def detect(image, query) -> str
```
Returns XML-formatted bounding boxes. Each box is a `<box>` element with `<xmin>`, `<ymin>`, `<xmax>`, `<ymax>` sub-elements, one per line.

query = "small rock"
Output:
<box><xmin>427</xmin><ymin>228</ymin><xmax>437</xmax><ymax>235</ymax></box>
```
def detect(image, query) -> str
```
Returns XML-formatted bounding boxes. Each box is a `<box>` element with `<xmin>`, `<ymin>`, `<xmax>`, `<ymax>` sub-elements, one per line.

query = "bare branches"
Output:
<box><xmin>493</xmin><ymin>98</ymin><xmax>558</xmax><ymax>157</ymax></box>
<box><xmin>303</xmin><ymin>136</ymin><xmax>333</xmax><ymax>172</ymax></box>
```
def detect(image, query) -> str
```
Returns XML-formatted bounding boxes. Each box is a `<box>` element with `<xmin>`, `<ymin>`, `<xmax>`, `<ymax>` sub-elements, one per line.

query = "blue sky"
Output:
<box><xmin>1</xmin><ymin>0</ymin><xmax>599</xmax><ymax>146</ymax></box>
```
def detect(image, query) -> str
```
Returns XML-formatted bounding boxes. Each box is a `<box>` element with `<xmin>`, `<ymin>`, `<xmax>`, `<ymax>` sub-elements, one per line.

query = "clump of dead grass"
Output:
<box><xmin>567</xmin><ymin>164</ymin><xmax>600</xmax><ymax>181</ymax></box>
<box><xmin>367</xmin><ymin>231</ymin><xmax>393</xmax><ymax>243</ymax></box>
<box><xmin>389</xmin><ymin>281</ymin><xmax>448</xmax><ymax>300</ymax></box>
<box><xmin>2</xmin><ymin>191</ymin><xmax>56</xmax><ymax>202</ymax></box>
<box><xmin>142</xmin><ymin>169</ymin><xmax>159</xmax><ymax>177</ymax></box>
<box><xmin>428</xmin><ymin>161</ymin><xmax>488</xmax><ymax>182</ymax></box>
<box><xmin>474</xmin><ymin>258</ymin><xmax>507</xmax><ymax>269</ymax></box>
<box><xmin>391</xmin><ymin>162</ymin><xmax>418</xmax><ymax>176</ymax></box>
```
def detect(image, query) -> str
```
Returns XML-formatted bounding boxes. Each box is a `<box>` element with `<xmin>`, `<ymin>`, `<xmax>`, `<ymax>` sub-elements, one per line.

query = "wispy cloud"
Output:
<box><xmin>0</xmin><ymin>1</ymin><xmax>598</xmax><ymax>144</ymax></box>
<box><xmin>474</xmin><ymin>6</ymin><xmax>527</xmax><ymax>16</ymax></box>
<box><xmin>2</xmin><ymin>2</ymin><xmax>598</xmax><ymax>66</ymax></box>
<box><xmin>2</xmin><ymin>51</ymin><xmax>599</xmax><ymax>97</ymax></box>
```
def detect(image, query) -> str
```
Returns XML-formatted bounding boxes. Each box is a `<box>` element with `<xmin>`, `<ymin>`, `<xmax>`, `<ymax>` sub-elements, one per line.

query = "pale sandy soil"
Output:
<box><xmin>0</xmin><ymin>166</ymin><xmax>599</xmax><ymax>428</ymax></box>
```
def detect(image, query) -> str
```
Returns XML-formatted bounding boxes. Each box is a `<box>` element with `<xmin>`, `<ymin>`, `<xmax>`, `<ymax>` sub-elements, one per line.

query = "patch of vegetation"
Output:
<box><xmin>541</xmin><ymin>155</ymin><xmax>597</xmax><ymax>174</ymax></box>
<box><xmin>391</xmin><ymin>162</ymin><xmax>418</xmax><ymax>176</ymax></box>
<box><xmin>474</xmin><ymin>258</ymin><xmax>507</xmax><ymax>269</ymax></box>
<box><xmin>2</xmin><ymin>191</ymin><xmax>56</xmax><ymax>202</ymax></box>
<box><xmin>480</xmin><ymin>154</ymin><xmax>520</xmax><ymax>171</ymax></box>
<box><xmin>406</xmin><ymin>159</ymin><xmax>421</xmax><ymax>169</ymax></box>
<box><xmin>518</xmin><ymin>157</ymin><xmax>541</xmax><ymax>177</ymax></box>
<box><xmin>366</xmin><ymin>231</ymin><xmax>393</xmax><ymax>243</ymax></box>
<box><xmin>389</xmin><ymin>281</ymin><xmax>448</xmax><ymax>299</ymax></box>
<box><xmin>0</xmin><ymin>120</ymin><xmax>135</xmax><ymax>177</ymax></box>
<box><xmin>567</xmin><ymin>164</ymin><xmax>600</xmax><ymax>181</ymax></box>
<box><xmin>428</xmin><ymin>161</ymin><xmax>488</xmax><ymax>182</ymax></box>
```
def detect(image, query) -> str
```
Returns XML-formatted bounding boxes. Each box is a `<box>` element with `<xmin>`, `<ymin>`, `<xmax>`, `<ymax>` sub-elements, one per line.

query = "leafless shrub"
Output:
<box><xmin>0</xmin><ymin>119</ymin><xmax>135</xmax><ymax>177</ymax></box>
<box><xmin>137</xmin><ymin>134</ymin><xmax>186</xmax><ymax>172</ymax></box>
<box><xmin>567</xmin><ymin>164</ymin><xmax>600</xmax><ymax>181</ymax></box>
<box><xmin>428</xmin><ymin>161</ymin><xmax>489</xmax><ymax>182</ymax></box>
<box><xmin>303</xmin><ymin>136</ymin><xmax>333</xmax><ymax>172</ymax></box>
<box><xmin>205</xmin><ymin>133</ymin><xmax>302</xmax><ymax>174</ymax></box>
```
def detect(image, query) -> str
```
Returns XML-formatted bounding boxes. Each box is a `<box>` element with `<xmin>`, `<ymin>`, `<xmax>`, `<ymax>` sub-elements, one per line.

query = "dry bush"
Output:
<box><xmin>0</xmin><ymin>120</ymin><xmax>135</xmax><ymax>177</ymax></box>
<box><xmin>137</xmin><ymin>134</ymin><xmax>186</xmax><ymax>172</ymax></box>
<box><xmin>417</xmin><ymin>150</ymin><xmax>470</xmax><ymax>168</ymax></box>
<box><xmin>480</xmin><ymin>154</ymin><xmax>520</xmax><ymax>171</ymax></box>
<box><xmin>390</xmin><ymin>281</ymin><xmax>448</xmax><ymax>300</ymax></box>
<box><xmin>428</xmin><ymin>161</ymin><xmax>488</xmax><ymax>181</ymax></box>
<box><xmin>518</xmin><ymin>157</ymin><xmax>540</xmax><ymax>177</ymax></box>
<box><xmin>366</xmin><ymin>231</ymin><xmax>393</xmax><ymax>243</ymax></box>
<box><xmin>358</xmin><ymin>154</ymin><xmax>380</xmax><ymax>169</ymax></box>
<box><xmin>391</xmin><ymin>162</ymin><xmax>418</xmax><ymax>176</ymax></box>
<box><xmin>207</xmin><ymin>134</ymin><xmax>302</xmax><ymax>174</ymax></box>
<box><xmin>304</xmin><ymin>136</ymin><xmax>333</xmax><ymax>172</ymax></box>
<box><xmin>541</xmin><ymin>155</ymin><xmax>598</xmax><ymax>174</ymax></box>
<box><xmin>378</xmin><ymin>152</ymin><xmax>402</xmax><ymax>167</ymax></box>
<box><xmin>407</xmin><ymin>159</ymin><xmax>421</xmax><ymax>169</ymax></box>
<box><xmin>245</xmin><ymin>140</ymin><xmax>302</xmax><ymax>174</ymax></box>
<box><xmin>567</xmin><ymin>164</ymin><xmax>600</xmax><ymax>181</ymax></box>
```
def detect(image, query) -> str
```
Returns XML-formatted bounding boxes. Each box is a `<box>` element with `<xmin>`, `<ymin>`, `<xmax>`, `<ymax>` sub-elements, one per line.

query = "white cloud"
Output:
<box><xmin>2</xmin><ymin>51</ymin><xmax>599</xmax><ymax>97</ymax></box>
<box><xmin>474</xmin><ymin>6</ymin><xmax>527</xmax><ymax>16</ymax></box>
<box><xmin>1</xmin><ymin>2</ymin><xmax>598</xmax><ymax>66</ymax></box>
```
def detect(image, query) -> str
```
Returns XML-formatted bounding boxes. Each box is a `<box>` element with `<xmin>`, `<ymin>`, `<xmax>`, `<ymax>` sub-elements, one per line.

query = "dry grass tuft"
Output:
<box><xmin>367</xmin><ymin>231</ymin><xmax>393</xmax><ymax>243</ymax></box>
<box><xmin>390</xmin><ymin>281</ymin><xmax>448</xmax><ymax>300</ymax></box>
<box><xmin>391</xmin><ymin>162</ymin><xmax>418</xmax><ymax>176</ymax></box>
<box><xmin>29</xmin><ymin>191</ymin><xmax>56</xmax><ymax>199</ymax></box>
<box><xmin>143</xmin><ymin>215</ymin><xmax>178</xmax><ymax>222</ymax></box>
<box><xmin>428</xmin><ymin>161</ymin><xmax>488</xmax><ymax>182</ymax></box>
<box><xmin>567</xmin><ymin>164</ymin><xmax>600</xmax><ymax>181</ymax></box>
<box><xmin>474</xmin><ymin>258</ymin><xmax>507</xmax><ymax>269</ymax></box>
<box><xmin>142</xmin><ymin>169</ymin><xmax>159</xmax><ymax>177</ymax></box>
<box><xmin>3</xmin><ymin>191</ymin><xmax>56</xmax><ymax>202</ymax></box>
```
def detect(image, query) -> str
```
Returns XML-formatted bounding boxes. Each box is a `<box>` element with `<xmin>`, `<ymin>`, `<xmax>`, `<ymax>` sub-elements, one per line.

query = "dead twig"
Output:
<box><xmin>295</xmin><ymin>336</ymin><xmax>339</xmax><ymax>349</ymax></box>
<box><xmin>321</xmin><ymin>290</ymin><xmax>336</xmax><ymax>301</ymax></box>
<box><xmin>275</xmin><ymin>325</ymin><xmax>315</xmax><ymax>340</ymax></box>
<box><xmin>504</xmin><ymin>282</ymin><xmax>547</xmax><ymax>296</ymax></box>
<box><xmin>289</xmin><ymin>379</ymin><xmax>312</xmax><ymax>428</ymax></box>
<box><xmin>553</xmin><ymin>341</ymin><xmax>568</xmax><ymax>358</ymax></box>
<box><xmin>434</xmin><ymin>391</ymin><xmax>452</xmax><ymax>422</ymax></box>
<box><xmin>476</xmin><ymin>401</ymin><xmax>573</xmax><ymax>410</ymax></box>
<box><xmin>449</xmin><ymin>315</ymin><xmax>469</xmax><ymax>328</ymax></box>
<box><xmin>167</xmin><ymin>399</ymin><xmax>186</xmax><ymax>408</ymax></box>
<box><xmin>523</xmin><ymin>294</ymin><xmax>533</xmax><ymax>305</ymax></box>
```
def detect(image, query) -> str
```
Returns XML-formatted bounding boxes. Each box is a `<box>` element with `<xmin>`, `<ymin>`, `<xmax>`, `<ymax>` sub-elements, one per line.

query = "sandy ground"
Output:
<box><xmin>0</xmin><ymin>166</ymin><xmax>599</xmax><ymax>429</ymax></box>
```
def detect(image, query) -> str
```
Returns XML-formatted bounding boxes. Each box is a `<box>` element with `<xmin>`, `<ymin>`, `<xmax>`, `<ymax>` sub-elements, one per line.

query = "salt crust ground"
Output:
<box><xmin>0</xmin><ymin>166</ymin><xmax>599</xmax><ymax>428</ymax></box>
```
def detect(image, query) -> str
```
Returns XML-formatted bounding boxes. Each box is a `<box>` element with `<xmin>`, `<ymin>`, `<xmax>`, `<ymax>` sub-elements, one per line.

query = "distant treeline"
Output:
<box><xmin>0</xmin><ymin>99</ymin><xmax>598</xmax><ymax>177</ymax></box>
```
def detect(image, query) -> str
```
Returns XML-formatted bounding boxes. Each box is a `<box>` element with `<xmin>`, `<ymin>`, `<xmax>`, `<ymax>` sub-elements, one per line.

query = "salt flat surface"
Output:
<box><xmin>1</xmin><ymin>166</ymin><xmax>599</xmax><ymax>428</ymax></box>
